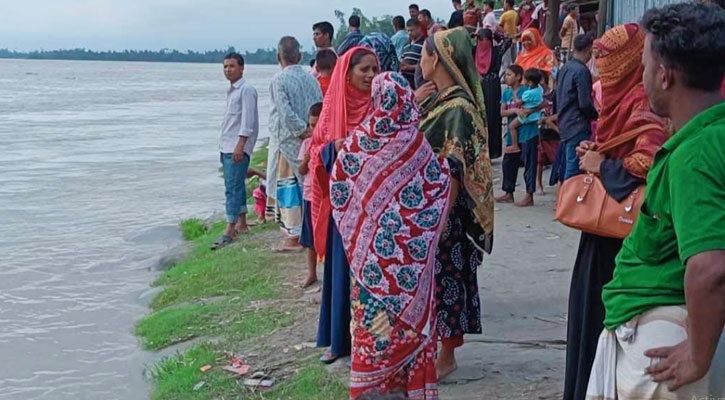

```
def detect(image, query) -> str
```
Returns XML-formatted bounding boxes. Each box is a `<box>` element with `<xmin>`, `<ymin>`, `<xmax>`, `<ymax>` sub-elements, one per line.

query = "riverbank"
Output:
<box><xmin>136</xmin><ymin>147</ymin><xmax>349</xmax><ymax>399</ymax></box>
<box><xmin>137</xmin><ymin>151</ymin><xmax>575</xmax><ymax>399</ymax></box>
<box><xmin>137</xmin><ymin>218</ymin><xmax>349</xmax><ymax>399</ymax></box>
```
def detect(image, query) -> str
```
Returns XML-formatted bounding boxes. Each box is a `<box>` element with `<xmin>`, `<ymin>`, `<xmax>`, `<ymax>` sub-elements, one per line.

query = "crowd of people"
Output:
<box><xmin>214</xmin><ymin>1</ymin><xmax>725</xmax><ymax>399</ymax></box>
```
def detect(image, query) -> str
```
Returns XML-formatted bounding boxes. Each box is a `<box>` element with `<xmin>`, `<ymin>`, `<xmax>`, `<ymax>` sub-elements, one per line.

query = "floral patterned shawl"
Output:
<box><xmin>420</xmin><ymin>27</ymin><xmax>494</xmax><ymax>253</ymax></box>
<box><xmin>331</xmin><ymin>72</ymin><xmax>450</xmax><ymax>399</ymax></box>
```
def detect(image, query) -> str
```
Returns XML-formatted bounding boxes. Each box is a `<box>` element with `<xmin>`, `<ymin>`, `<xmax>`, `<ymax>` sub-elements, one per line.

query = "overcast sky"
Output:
<box><xmin>1</xmin><ymin>0</ymin><xmax>453</xmax><ymax>52</ymax></box>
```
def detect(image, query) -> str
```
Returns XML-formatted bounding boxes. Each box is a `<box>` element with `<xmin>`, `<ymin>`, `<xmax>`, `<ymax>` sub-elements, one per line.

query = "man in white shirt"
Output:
<box><xmin>482</xmin><ymin>1</ymin><xmax>498</xmax><ymax>30</ymax></box>
<box><xmin>213</xmin><ymin>52</ymin><xmax>258</xmax><ymax>250</ymax></box>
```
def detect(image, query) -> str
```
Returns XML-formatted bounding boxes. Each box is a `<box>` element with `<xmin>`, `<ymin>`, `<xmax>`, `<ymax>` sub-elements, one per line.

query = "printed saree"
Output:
<box><xmin>330</xmin><ymin>72</ymin><xmax>451</xmax><ymax>399</ymax></box>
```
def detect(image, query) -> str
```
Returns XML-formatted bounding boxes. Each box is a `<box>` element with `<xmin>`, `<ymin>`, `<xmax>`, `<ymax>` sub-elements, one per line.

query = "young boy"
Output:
<box><xmin>537</xmin><ymin>72</ymin><xmax>560</xmax><ymax>195</ymax></box>
<box><xmin>496</xmin><ymin>65</ymin><xmax>540</xmax><ymax>207</ymax></box>
<box><xmin>507</xmin><ymin>68</ymin><xmax>544</xmax><ymax>153</ymax></box>
<box><xmin>298</xmin><ymin>102</ymin><xmax>323</xmax><ymax>288</ymax></box>
<box><xmin>315</xmin><ymin>50</ymin><xmax>337</xmax><ymax>97</ymax></box>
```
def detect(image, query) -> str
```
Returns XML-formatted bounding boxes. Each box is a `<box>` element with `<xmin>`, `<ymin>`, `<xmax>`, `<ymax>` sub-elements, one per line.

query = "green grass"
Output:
<box><xmin>136</xmin><ymin>302</ymin><xmax>290</xmax><ymax>351</ymax></box>
<box><xmin>250</xmin><ymin>145</ymin><xmax>268</xmax><ymax>170</ymax></box>
<box><xmin>266</xmin><ymin>365</ymin><xmax>349</xmax><ymax>400</ymax></box>
<box><xmin>151</xmin><ymin>221</ymin><xmax>276</xmax><ymax>310</ymax></box>
<box><xmin>149</xmin><ymin>343</ymin><xmax>238</xmax><ymax>400</ymax></box>
<box><xmin>179</xmin><ymin>218</ymin><xmax>208</xmax><ymax>241</ymax></box>
<box><xmin>136</xmin><ymin>218</ymin><xmax>287</xmax><ymax>350</ymax></box>
<box><xmin>151</xmin><ymin>344</ymin><xmax>348</xmax><ymax>400</ymax></box>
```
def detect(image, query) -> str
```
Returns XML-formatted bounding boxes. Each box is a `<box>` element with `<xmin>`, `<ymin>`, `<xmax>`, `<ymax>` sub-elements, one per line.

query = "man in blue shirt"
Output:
<box><xmin>336</xmin><ymin>15</ymin><xmax>364</xmax><ymax>56</ymax></box>
<box><xmin>556</xmin><ymin>34</ymin><xmax>598</xmax><ymax>180</ymax></box>
<box><xmin>390</xmin><ymin>16</ymin><xmax>409</xmax><ymax>60</ymax></box>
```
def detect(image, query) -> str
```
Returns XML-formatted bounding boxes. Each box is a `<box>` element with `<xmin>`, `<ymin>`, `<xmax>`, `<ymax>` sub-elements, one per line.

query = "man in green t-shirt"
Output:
<box><xmin>587</xmin><ymin>3</ymin><xmax>725</xmax><ymax>399</ymax></box>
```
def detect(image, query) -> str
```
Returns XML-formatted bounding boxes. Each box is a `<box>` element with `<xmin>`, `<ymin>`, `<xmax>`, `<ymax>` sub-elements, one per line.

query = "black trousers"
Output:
<box><xmin>501</xmin><ymin>136</ymin><xmax>538</xmax><ymax>194</ymax></box>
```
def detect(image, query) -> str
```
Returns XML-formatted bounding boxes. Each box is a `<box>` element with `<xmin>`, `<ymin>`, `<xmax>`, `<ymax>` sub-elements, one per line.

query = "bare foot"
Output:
<box><xmin>495</xmin><ymin>193</ymin><xmax>514</xmax><ymax>203</ymax></box>
<box><xmin>436</xmin><ymin>357</ymin><xmax>458</xmax><ymax>380</ymax></box>
<box><xmin>300</xmin><ymin>276</ymin><xmax>318</xmax><ymax>288</ymax></box>
<box><xmin>515</xmin><ymin>195</ymin><xmax>534</xmax><ymax>207</ymax></box>
<box><xmin>537</xmin><ymin>187</ymin><xmax>546</xmax><ymax>196</ymax></box>
<box><xmin>272</xmin><ymin>242</ymin><xmax>304</xmax><ymax>253</ymax></box>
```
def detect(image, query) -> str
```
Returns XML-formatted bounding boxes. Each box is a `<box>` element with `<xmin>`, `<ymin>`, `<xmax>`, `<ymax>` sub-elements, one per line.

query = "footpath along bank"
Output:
<box><xmin>136</xmin><ymin>149</ymin><xmax>577</xmax><ymax>399</ymax></box>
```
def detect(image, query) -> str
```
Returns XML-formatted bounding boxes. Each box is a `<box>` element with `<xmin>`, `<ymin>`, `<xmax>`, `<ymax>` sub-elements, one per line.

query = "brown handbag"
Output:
<box><xmin>555</xmin><ymin>124</ymin><xmax>661</xmax><ymax>239</ymax></box>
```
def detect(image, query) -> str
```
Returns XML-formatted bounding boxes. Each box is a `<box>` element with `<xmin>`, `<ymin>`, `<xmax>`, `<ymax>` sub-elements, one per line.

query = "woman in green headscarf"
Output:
<box><xmin>417</xmin><ymin>27</ymin><xmax>494</xmax><ymax>379</ymax></box>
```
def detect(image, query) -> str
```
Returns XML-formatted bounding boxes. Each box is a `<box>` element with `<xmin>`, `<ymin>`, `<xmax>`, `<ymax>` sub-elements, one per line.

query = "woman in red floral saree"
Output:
<box><xmin>330</xmin><ymin>72</ymin><xmax>451</xmax><ymax>399</ymax></box>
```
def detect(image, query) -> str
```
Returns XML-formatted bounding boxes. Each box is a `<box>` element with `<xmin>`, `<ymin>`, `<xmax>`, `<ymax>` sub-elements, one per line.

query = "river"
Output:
<box><xmin>0</xmin><ymin>59</ymin><xmax>279</xmax><ymax>399</ymax></box>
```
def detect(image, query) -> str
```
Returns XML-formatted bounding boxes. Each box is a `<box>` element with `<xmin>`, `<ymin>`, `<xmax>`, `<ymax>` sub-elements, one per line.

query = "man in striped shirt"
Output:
<box><xmin>400</xmin><ymin>18</ymin><xmax>425</xmax><ymax>89</ymax></box>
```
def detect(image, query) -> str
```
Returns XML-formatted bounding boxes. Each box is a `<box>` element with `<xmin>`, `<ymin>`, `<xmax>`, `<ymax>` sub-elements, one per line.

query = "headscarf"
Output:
<box><xmin>331</xmin><ymin>72</ymin><xmax>449</xmax><ymax>397</ymax></box>
<box><xmin>515</xmin><ymin>28</ymin><xmax>556</xmax><ymax>74</ymax></box>
<box><xmin>594</xmin><ymin>23</ymin><xmax>669</xmax><ymax>177</ymax></box>
<box><xmin>309</xmin><ymin>47</ymin><xmax>377</xmax><ymax>256</ymax></box>
<box><xmin>358</xmin><ymin>33</ymin><xmax>400</xmax><ymax>72</ymax></box>
<box><xmin>475</xmin><ymin>28</ymin><xmax>494</xmax><ymax>75</ymax></box>
<box><xmin>420</xmin><ymin>27</ymin><xmax>494</xmax><ymax>253</ymax></box>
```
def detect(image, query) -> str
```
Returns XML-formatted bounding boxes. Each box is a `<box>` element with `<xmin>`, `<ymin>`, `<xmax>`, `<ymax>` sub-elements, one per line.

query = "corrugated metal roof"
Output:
<box><xmin>609</xmin><ymin>0</ymin><xmax>684</xmax><ymax>26</ymax></box>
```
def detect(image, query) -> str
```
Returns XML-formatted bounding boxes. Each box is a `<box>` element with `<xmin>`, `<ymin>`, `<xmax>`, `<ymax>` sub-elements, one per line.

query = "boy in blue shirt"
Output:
<box><xmin>496</xmin><ymin>66</ymin><xmax>541</xmax><ymax>207</ymax></box>
<box><xmin>508</xmin><ymin>68</ymin><xmax>544</xmax><ymax>153</ymax></box>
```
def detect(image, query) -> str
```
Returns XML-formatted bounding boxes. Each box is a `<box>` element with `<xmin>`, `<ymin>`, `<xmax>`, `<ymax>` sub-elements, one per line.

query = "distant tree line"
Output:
<box><xmin>0</xmin><ymin>46</ymin><xmax>315</xmax><ymax>65</ymax></box>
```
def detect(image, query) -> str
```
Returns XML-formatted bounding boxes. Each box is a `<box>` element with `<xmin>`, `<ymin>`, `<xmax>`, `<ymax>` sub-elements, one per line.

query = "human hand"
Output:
<box><xmin>578</xmin><ymin>150</ymin><xmax>604</xmax><ymax>174</ymax></box>
<box><xmin>504</xmin><ymin>145</ymin><xmax>521</xmax><ymax>154</ymax></box>
<box><xmin>575</xmin><ymin>140</ymin><xmax>594</xmax><ymax>158</ymax></box>
<box><xmin>233</xmin><ymin>144</ymin><xmax>245</xmax><ymax>163</ymax></box>
<box><xmin>518</xmin><ymin>109</ymin><xmax>531</xmax><ymax>118</ymax></box>
<box><xmin>644</xmin><ymin>339</ymin><xmax>710</xmax><ymax>392</ymax></box>
<box><xmin>415</xmin><ymin>82</ymin><xmax>437</xmax><ymax>105</ymax></box>
<box><xmin>300</xmin><ymin>126</ymin><xmax>312</xmax><ymax>140</ymax></box>
<box><xmin>334</xmin><ymin>138</ymin><xmax>346</xmax><ymax>151</ymax></box>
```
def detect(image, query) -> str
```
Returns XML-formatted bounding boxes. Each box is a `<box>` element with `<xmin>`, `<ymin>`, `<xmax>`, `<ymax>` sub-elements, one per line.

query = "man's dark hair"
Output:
<box><xmin>420</xmin><ymin>9</ymin><xmax>432</xmax><ymax>19</ymax></box>
<box><xmin>407</xmin><ymin>18</ymin><xmax>421</xmax><ymax>28</ymax></box>
<box><xmin>567</xmin><ymin>3</ymin><xmax>579</xmax><ymax>12</ymax></box>
<box><xmin>349</xmin><ymin>15</ymin><xmax>361</xmax><ymax>29</ymax></box>
<box><xmin>505</xmin><ymin>0</ymin><xmax>515</xmax><ymax>7</ymax></box>
<box><xmin>223</xmin><ymin>52</ymin><xmax>244</xmax><ymax>67</ymax></box>
<box><xmin>312</xmin><ymin>21</ymin><xmax>334</xmax><ymax>41</ymax></box>
<box><xmin>485</xmin><ymin>1</ymin><xmax>495</xmax><ymax>9</ymax></box>
<box><xmin>308</xmin><ymin>102</ymin><xmax>323</xmax><ymax>118</ymax></box>
<box><xmin>507</xmin><ymin>64</ymin><xmax>524</xmax><ymax>77</ymax></box>
<box><xmin>278</xmin><ymin>36</ymin><xmax>301</xmax><ymax>64</ymax></box>
<box><xmin>452</xmin><ymin>0</ymin><xmax>462</xmax><ymax>4</ymax></box>
<box><xmin>573</xmin><ymin>33</ymin><xmax>594</xmax><ymax>52</ymax></box>
<box><xmin>315</xmin><ymin>49</ymin><xmax>337</xmax><ymax>72</ymax></box>
<box><xmin>641</xmin><ymin>2</ymin><xmax>725</xmax><ymax>91</ymax></box>
<box><xmin>393</xmin><ymin>15</ymin><xmax>406</xmax><ymax>30</ymax></box>
<box><xmin>409</xmin><ymin>4</ymin><xmax>420</xmax><ymax>11</ymax></box>
<box><xmin>524</xmin><ymin>68</ymin><xmax>543</xmax><ymax>85</ymax></box>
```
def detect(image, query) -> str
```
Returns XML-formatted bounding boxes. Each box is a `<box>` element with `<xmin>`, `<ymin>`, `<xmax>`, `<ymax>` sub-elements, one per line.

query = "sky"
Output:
<box><xmin>0</xmin><ymin>0</ymin><xmax>454</xmax><ymax>53</ymax></box>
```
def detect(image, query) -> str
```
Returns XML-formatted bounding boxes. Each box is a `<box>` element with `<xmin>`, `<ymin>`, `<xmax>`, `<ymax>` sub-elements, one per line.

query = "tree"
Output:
<box><xmin>544</xmin><ymin>0</ymin><xmax>561</xmax><ymax>48</ymax></box>
<box><xmin>333</xmin><ymin>8</ymin><xmax>395</xmax><ymax>49</ymax></box>
<box><xmin>0</xmin><ymin>46</ymin><xmax>314</xmax><ymax>65</ymax></box>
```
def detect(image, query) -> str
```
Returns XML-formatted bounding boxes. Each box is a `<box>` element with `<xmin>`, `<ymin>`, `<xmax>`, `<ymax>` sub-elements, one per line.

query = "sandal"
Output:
<box><xmin>211</xmin><ymin>235</ymin><xmax>235</xmax><ymax>250</ymax></box>
<box><xmin>319</xmin><ymin>351</ymin><xmax>339</xmax><ymax>364</ymax></box>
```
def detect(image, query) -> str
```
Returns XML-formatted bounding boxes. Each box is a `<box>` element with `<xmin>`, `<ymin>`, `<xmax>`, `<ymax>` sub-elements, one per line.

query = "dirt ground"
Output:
<box><xmin>263</xmin><ymin>162</ymin><xmax>579</xmax><ymax>399</ymax></box>
<box><xmin>439</xmin><ymin>162</ymin><xmax>577</xmax><ymax>400</ymax></box>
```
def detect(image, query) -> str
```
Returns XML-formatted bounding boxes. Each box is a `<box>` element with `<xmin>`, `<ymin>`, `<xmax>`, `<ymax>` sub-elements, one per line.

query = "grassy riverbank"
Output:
<box><xmin>136</xmin><ymin>146</ymin><xmax>348</xmax><ymax>399</ymax></box>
